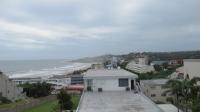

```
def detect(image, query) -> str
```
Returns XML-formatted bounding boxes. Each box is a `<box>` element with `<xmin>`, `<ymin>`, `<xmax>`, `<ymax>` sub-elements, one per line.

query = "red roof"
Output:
<box><xmin>65</xmin><ymin>84</ymin><xmax>84</xmax><ymax>91</ymax></box>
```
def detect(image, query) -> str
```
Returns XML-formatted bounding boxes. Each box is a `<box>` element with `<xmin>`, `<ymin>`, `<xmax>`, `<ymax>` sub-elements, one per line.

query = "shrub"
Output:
<box><xmin>0</xmin><ymin>95</ymin><xmax>11</xmax><ymax>104</ymax></box>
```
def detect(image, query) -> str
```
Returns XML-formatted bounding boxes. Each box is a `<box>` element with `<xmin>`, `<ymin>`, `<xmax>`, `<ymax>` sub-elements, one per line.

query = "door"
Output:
<box><xmin>131</xmin><ymin>80</ymin><xmax>134</xmax><ymax>90</ymax></box>
<box><xmin>87</xmin><ymin>79</ymin><xmax>93</xmax><ymax>91</ymax></box>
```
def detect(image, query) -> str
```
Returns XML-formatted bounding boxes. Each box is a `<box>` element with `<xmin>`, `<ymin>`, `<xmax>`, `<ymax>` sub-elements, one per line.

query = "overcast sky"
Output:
<box><xmin>0</xmin><ymin>0</ymin><xmax>200</xmax><ymax>60</ymax></box>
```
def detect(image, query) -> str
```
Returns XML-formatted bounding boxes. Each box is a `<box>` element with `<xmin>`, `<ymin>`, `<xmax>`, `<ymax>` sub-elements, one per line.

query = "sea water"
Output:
<box><xmin>0</xmin><ymin>60</ymin><xmax>90</xmax><ymax>78</ymax></box>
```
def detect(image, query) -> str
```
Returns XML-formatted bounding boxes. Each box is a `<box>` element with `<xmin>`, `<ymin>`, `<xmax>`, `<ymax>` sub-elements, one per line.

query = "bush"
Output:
<box><xmin>0</xmin><ymin>95</ymin><xmax>11</xmax><ymax>104</ymax></box>
<box><xmin>19</xmin><ymin>82</ymin><xmax>52</xmax><ymax>98</ymax></box>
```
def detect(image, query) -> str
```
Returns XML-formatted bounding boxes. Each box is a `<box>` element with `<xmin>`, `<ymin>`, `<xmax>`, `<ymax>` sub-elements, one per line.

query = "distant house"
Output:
<box><xmin>0</xmin><ymin>72</ymin><xmax>24</xmax><ymax>101</ymax></box>
<box><xmin>168</xmin><ymin>59</ymin><xmax>183</xmax><ymax>66</ymax></box>
<box><xmin>150</xmin><ymin>61</ymin><xmax>168</xmax><ymax>66</ymax></box>
<box><xmin>84</xmin><ymin>69</ymin><xmax>138</xmax><ymax>91</ymax></box>
<box><xmin>10</xmin><ymin>77</ymin><xmax>43</xmax><ymax>84</ymax></box>
<box><xmin>141</xmin><ymin>79</ymin><xmax>174</xmax><ymax>104</ymax></box>
<box><xmin>91</xmin><ymin>63</ymin><xmax>104</xmax><ymax>69</ymax></box>
<box><xmin>126</xmin><ymin>60</ymin><xmax>155</xmax><ymax>73</ymax></box>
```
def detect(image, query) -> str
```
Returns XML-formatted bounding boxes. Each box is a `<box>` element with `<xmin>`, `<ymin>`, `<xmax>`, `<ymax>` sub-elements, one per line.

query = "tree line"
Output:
<box><xmin>19</xmin><ymin>82</ymin><xmax>52</xmax><ymax>98</ymax></box>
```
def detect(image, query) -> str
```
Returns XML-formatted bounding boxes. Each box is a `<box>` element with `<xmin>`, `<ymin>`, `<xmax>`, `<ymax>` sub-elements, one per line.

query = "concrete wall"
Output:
<box><xmin>142</xmin><ymin>84</ymin><xmax>173</xmax><ymax>103</ymax></box>
<box><xmin>184</xmin><ymin>61</ymin><xmax>200</xmax><ymax>79</ymax></box>
<box><xmin>0</xmin><ymin>74</ymin><xmax>24</xmax><ymax>101</ymax></box>
<box><xmin>84</xmin><ymin>78</ymin><xmax>136</xmax><ymax>92</ymax></box>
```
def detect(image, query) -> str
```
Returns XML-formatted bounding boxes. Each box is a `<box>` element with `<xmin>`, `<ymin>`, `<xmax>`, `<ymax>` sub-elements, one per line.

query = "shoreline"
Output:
<box><xmin>8</xmin><ymin>63</ymin><xmax>91</xmax><ymax>79</ymax></box>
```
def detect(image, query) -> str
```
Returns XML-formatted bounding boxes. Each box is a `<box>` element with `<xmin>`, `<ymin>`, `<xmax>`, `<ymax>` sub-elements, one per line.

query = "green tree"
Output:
<box><xmin>165</xmin><ymin>77</ymin><xmax>200</xmax><ymax>112</ymax></box>
<box><xmin>165</xmin><ymin>79</ymin><xmax>183</xmax><ymax>112</ymax></box>
<box><xmin>57</xmin><ymin>89</ymin><xmax>73</xmax><ymax>111</ymax></box>
<box><xmin>154</xmin><ymin>65</ymin><xmax>162</xmax><ymax>72</ymax></box>
<box><xmin>19</xmin><ymin>82</ymin><xmax>52</xmax><ymax>98</ymax></box>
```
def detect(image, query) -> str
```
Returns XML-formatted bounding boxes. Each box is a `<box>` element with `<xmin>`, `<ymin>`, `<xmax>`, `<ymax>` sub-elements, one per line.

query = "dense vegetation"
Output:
<box><xmin>0</xmin><ymin>95</ymin><xmax>11</xmax><ymax>104</ymax></box>
<box><xmin>124</xmin><ymin>68</ymin><xmax>174</xmax><ymax>80</ymax></box>
<box><xmin>121</xmin><ymin>51</ymin><xmax>200</xmax><ymax>62</ymax></box>
<box><xmin>19</xmin><ymin>82</ymin><xmax>52</xmax><ymax>98</ymax></box>
<box><xmin>165</xmin><ymin>77</ymin><xmax>200</xmax><ymax>112</ymax></box>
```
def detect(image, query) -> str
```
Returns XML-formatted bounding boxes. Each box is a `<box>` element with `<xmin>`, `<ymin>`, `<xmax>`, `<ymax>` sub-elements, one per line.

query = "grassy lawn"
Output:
<box><xmin>23</xmin><ymin>95</ymin><xmax>80</xmax><ymax>112</ymax></box>
<box><xmin>71</xmin><ymin>95</ymin><xmax>81</xmax><ymax>110</ymax></box>
<box><xmin>0</xmin><ymin>99</ymin><xmax>27</xmax><ymax>109</ymax></box>
<box><xmin>23</xmin><ymin>100</ymin><xmax>58</xmax><ymax>112</ymax></box>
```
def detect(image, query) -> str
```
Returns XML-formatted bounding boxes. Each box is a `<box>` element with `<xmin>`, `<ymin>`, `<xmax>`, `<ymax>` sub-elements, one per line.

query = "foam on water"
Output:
<box><xmin>9</xmin><ymin>63</ymin><xmax>91</xmax><ymax>79</ymax></box>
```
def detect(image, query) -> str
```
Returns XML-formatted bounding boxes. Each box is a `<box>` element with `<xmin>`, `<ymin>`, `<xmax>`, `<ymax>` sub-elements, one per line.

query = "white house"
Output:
<box><xmin>184</xmin><ymin>59</ymin><xmax>200</xmax><ymax>79</ymax></box>
<box><xmin>84</xmin><ymin>69</ymin><xmax>138</xmax><ymax>92</ymax></box>
<box><xmin>77</xmin><ymin>69</ymin><xmax>166</xmax><ymax>112</ymax></box>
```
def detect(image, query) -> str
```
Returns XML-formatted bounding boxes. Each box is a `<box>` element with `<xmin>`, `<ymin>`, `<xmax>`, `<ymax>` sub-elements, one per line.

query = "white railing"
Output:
<box><xmin>75</xmin><ymin>91</ymin><xmax>85</xmax><ymax>112</ymax></box>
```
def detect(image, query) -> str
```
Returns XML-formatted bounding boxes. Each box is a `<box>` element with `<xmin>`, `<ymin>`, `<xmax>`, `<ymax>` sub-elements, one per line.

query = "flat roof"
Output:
<box><xmin>84</xmin><ymin>69</ymin><xmax>138</xmax><ymax>79</ymax></box>
<box><xmin>158</xmin><ymin>104</ymin><xmax>182</xmax><ymax>112</ymax></box>
<box><xmin>141</xmin><ymin>79</ymin><xmax>169</xmax><ymax>85</ymax></box>
<box><xmin>184</xmin><ymin>59</ymin><xmax>200</xmax><ymax>62</ymax></box>
<box><xmin>78</xmin><ymin>91</ymin><xmax>163</xmax><ymax>112</ymax></box>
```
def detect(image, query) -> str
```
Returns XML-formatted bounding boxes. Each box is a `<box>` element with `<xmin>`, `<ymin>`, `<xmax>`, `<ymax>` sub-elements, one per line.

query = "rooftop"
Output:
<box><xmin>84</xmin><ymin>69</ymin><xmax>138</xmax><ymax>79</ymax></box>
<box><xmin>78</xmin><ymin>91</ymin><xmax>163</xmax><ymax>112</ymax></box>
<box><xmin>141</xmin><ymin>79</ymin><xmax>169</xmax><ymax>85</ymax></box>
<box><xmin>184</xmin><ymin>59</ymin><xmax>200</xmax><ymax>62</ymax></box>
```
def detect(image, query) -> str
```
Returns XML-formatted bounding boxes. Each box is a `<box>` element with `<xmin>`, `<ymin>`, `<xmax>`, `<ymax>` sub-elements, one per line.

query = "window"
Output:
<box><xmin>151</xmin><ymin>94</ymin><xmax>156</xmax><ymax>97</ymax></box>
<box><xmin>119</xmin><ymin>78</ymin><xmax>128</xmax><ymax>87</ymax></box>
<box><xmin>87</xmin><ymin>79</ymin><xmax>93</xmax><ymax>86</ymax></box>
<box><xmin>161</xmin><ymin>93</ymin><xmax>166</xmax><ymax>97</ymax></box>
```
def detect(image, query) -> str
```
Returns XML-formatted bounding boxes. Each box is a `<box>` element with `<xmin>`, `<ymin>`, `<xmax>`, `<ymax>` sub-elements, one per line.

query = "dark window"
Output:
<box><xmin>151</xmin><ymin>94</ymin><xmax>156</xmax><ymax>97</ymax></box>
<box><xmin>161</xmin><ymin>93</ymin><xmax>166</xmax><ymax>96</ymax></box>
<box><xmin>119</xmin><ymin>78</ymin><xmax>128</xmax><ymax>87</ymax></box>
<box><xmin>71</xmin><ymin>76</ymin><xmax>83</xmax><ymax>84</ymax></box>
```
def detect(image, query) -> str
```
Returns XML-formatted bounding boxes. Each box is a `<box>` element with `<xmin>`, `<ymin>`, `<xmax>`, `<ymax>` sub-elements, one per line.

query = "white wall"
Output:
<box><xmin>0</xmin><ymin>74</ymin><xmax>24</xmax><ymax>101</ymax></box>
<box><xmin>85</xmin><ymin>78</ymin><xmax>135</xmax><ymax>91</ymax></box>
<box><xmin>184</xmin><ymin>61</ymin><xmax>200</xmax><ymax>79</ymax></box>
<box><xmin>93</xmin><ymin>79</ymin><xmax>126</xmax><ymax>91</ymax></box>
<box><xmin>142</xmin><ymin>84</ymin><xmax>173</xmax><ymax>103</ymax></box>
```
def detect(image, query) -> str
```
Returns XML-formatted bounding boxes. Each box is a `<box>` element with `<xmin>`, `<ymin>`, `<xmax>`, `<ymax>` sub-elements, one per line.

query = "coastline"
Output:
<box><xmin>8</xmin><ymin>62</ymin><xmax>91</xmax><ymax>79</ymax></box>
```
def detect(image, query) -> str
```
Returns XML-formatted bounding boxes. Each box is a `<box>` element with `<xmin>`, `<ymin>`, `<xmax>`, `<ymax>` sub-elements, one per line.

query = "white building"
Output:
<box><xmin>184</xmin><ymin>59</ymin><xmax>200</xmax><ymax>79</ymax></box>
<box><xmin>141</xmin><ymin>79</ymin><xmax>173</xmax><ymax>104</ymax></box>
<box><xmin>77</xmin><ymin>69</ymin><xmax>165</xmax><ymax>112</ymax></box>
<box><xmin>0</xmin><ymin>72</ymin><xmax>24</xmax><ymax>101</ymax></box>
<box><xmin>126</xmin><ymin>60</ymin><xmax>155</xmax><ymax>73</ymax></box>
<box><xmin>84</xmin><ymin>69</ymin><xmax>138</xmax><ymax>91</ymax></box>
<box><xmin>138</xmin><ymin>56</ymin><xmax>149</xmax><ymax>65</ymax></box>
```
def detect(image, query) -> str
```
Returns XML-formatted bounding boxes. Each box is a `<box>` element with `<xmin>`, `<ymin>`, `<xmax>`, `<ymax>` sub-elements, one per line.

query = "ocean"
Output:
<box><xmin>0</xmin><ymin>60</ymin><xmax>91</xmax><ymax>79</ymax></box>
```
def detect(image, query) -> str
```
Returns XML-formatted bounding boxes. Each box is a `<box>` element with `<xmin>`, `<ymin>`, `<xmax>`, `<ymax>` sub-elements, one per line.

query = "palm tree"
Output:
<box><xmin>187</xmin><ymin>77</ymin><xmax>200</xmax><ymax>112</ymax></box>
<box><xmin>165</xmin><ymin>77</ymin><xmax>200</xmax><ymax>112</ymax></box>
<box><xmin>165</xmin><ymin>79</ymin><xmax>183</xmax><ymax>112</ymax></box>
